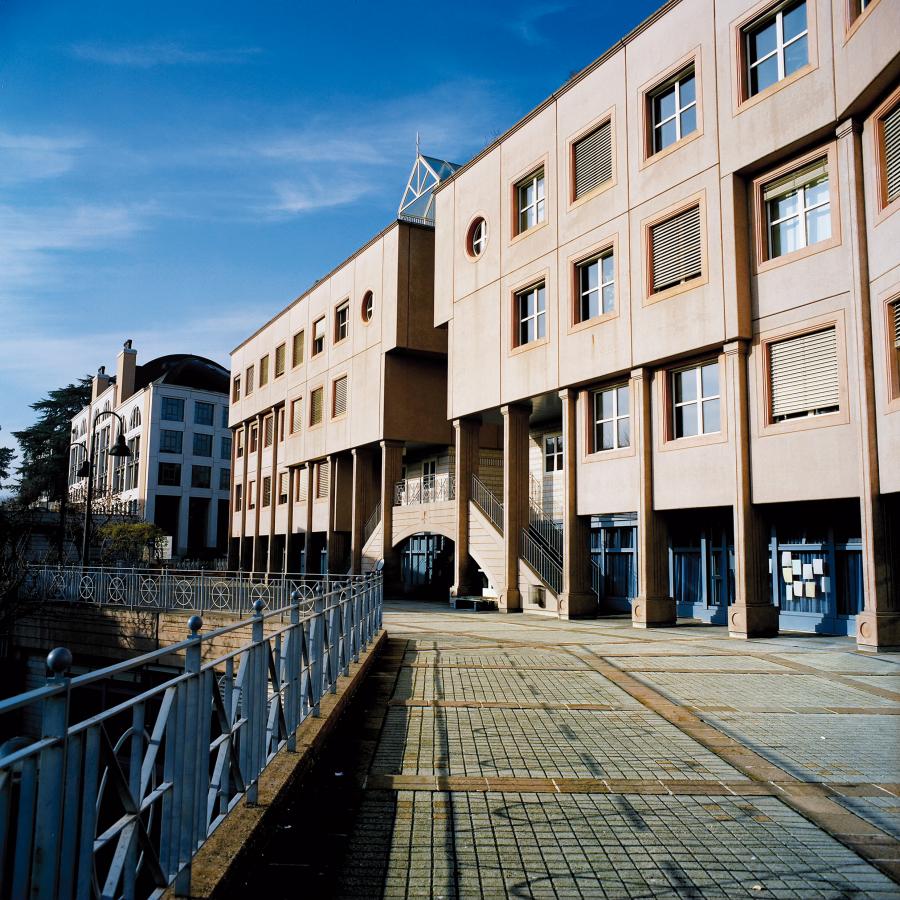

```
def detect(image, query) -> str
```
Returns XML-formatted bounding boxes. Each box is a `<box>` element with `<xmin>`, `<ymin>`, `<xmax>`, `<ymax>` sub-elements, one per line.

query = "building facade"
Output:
<box><xmin>70</xmin><ymin>343</ymin><xmax>232</xmax><ymax>558</ymax></box>
<box><xmin>231</xmin><ymin>0</ymin><xmax>899</xmax><ymax>650</ymax></box>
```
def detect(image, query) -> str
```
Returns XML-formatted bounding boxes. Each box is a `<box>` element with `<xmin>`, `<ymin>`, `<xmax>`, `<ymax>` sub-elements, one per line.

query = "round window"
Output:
<box><xmin>467</xmin><ymin>217</ymin><xmax>488</xmax><ymax>258</ymax></box>
<box><xmin>361</xmin><ymin>290</ymin><xmax>374</xmax><ymax>323</ymax></box>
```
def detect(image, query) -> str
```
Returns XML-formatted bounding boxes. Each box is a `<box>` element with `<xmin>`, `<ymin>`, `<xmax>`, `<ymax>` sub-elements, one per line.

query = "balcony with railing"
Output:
<box><xmin>393</xmin><ymin>474</ymin><xmax>455</xmax><ymax>507</ymax></box>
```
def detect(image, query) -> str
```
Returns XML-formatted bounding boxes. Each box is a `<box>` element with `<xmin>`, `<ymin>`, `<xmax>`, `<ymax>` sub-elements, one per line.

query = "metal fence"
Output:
<box><xmin>520</xmin><ymin>529</ymin><xmax>562</xmax><ymax>594</ymax></box>
<box><xmin>471</xmin><ymin>475</ymin><xmax>504</xmax><ymax>532</ymax></box>
<box><xmin>0</xmin><ymin>573</ymin><xmax>383</xmax><ymax>899</ymax></box>
<box><xmin>21</xmin><ymin>566</ymin><xmax>368</xmax><ymax>616</ymax></box>
<box><xmin>392</xmin><ymin>474</ymin><xmax>455</xmax><ymax>507</ymax></box>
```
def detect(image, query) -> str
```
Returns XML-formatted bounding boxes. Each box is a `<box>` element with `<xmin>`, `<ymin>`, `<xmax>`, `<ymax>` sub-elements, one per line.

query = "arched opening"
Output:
<box><xmin>398</xmin><ymin>533</ymin><xmax>454</xmax><ymax>599</ymax></box>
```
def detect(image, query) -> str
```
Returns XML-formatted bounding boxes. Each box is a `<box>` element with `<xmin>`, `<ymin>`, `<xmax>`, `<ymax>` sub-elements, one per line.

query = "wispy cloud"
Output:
<box><xmin>0</xmin><ymin>130</ymin><xmax>89</xmax><ymax>184</ymax></box>
<box><xmin>508</xmin><ymin>3</ymin><xmax>571</xmax><ymax>44</ymax></box>
<box><xmin>71</xmin><ymin>41</ymin><xmax>261</xmax><ymax>68</ymax></box>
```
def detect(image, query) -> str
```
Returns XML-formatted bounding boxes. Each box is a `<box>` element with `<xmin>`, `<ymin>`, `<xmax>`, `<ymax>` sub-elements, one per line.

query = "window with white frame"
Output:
<box><xmin>335</xmin><ymin>301</ymin><xmax>350</xmax><ymax>343</ymax></box>
<box><xmin>361</xmin><ymin>291</ymin><xmax>374</xmax><ymax>322</ymax></box>
<box><xmin>234</xmin><ymin>483</ymin><xmax>243</xmax><ymax>511</ymax></box>
<box><xmin>312</xmin><ymin>317</ymin><xmax>325</xmax><ymax>356</ymax></box>
<box><xmin>516</xmin><ymin>169</ymin><xmax>545</xmax><ymax>234</ymax></box>
<box><xmin>744</xmin><ymin>0</ymin><xmax>808</xmax><ymax>98</ymax></box>
<box><xmin>515</xmin><ymin>282</ymin><xmax>546</xmax><ymax>346</ymax></box>
<box><xmin>232</xmin><ymin>376</ymin><xmax>241</xmax><ymax>402</ymax></box>
<box><xmin>129</xmin><ymin>407</ymin><xmax>141</xmax><ymax>430</ymax></box>
<box><xmin>576</xmin><ymin>251</ymin><xmax>615</xmax><ymax>323</ymax></box>
<box><xmin>769</xmin><ymin>327</ymin><xmax>839</xmax><ymax>422</ymax></box>
<box><xmin>544</xmin><ymin>435</ymin><xmax>563</xmax><ymax>472</ymax></box>
<box><xmin>248</xmin><ymin>480</ymin><xmax>256</xmax><ymax>509</ymax></box>
<box><xmin>467</xmin><ymin>218</ymin><xmax>488</xmax><ymax>257</ymax></box>
<box><xmin>672</xmin><ymin>362</ymin><xmax>720</xmax><ymax>438</ymax></box>
<box><xmin>764</xmin><ymin>158</ymin><xmax>830</xmax><ymax>259</ymax></box>
<box><xmin>592</xmin><ymin>385</ymin><xmax>630</xmax><ymax>451</ymax></box>
<box><xmin>649</xmin><ymin>66</ymin><xmax>697</xmax><ymax>154</ymax></box>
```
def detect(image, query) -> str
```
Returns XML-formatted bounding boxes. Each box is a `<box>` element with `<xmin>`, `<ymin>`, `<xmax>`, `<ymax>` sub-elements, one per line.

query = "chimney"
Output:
<box><xmin>116</xmin><ymin>339</ymin><xmax>137</xmax><ymax>404</ymax></box>
<box><xmin>92</xmin><ymin>365</ymin><xmax>111</xmax><ymax>401</ymax></box>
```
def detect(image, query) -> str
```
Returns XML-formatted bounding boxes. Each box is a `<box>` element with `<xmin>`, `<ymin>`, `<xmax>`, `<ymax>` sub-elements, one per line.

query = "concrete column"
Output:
<box><xmin>238</xmin><ymin>422</ymin><xmax>250</xmax><ymax>570</ymax></box>
<box><xmin>836</xmin><ymin>119</ymin><xmax>899</xmax><ymax>650</ymax></box>
<box><xmin>380</xmin><ymin>441</ymin><xmax>404</xmax><ymax>583</ymax></box>
<box><xmin>325</xmin><ymin>454</ymin><xmax>338</xmax><ymax>573</ymax></box>
<box><xmin>558</xmin><ymin>388</ymin><xmax>595</xmax><ymax>619</ymax></box>
<box><xmin>451</xmin><ymin>417</ymin><xmax>481</xmax><ymax>597</ymax></box>
<box><xmin>266</xmin><ymin>406</ymin><xmax>280</xmax><ymax>574</ymax></box>
<box><xmin>725</xmin><ymin>341</ymin><xmax>778</xmax><ymax>638</ymax></box>
<box><xmin>630</xmin><ymin>368</ymin><xmax>675</xmax><ymax>628</ymax></box>
<box><xmin>284</xmin><ymin>465</ymin><xmax>294</xmax><ymax>576</ymax></box>
<box><xmin>500</xmin><ymin>404</ymin><xmax>530</xmax><ymax>613</ymax></box>
<box><xmin>303</xmin><ymin>464</ymin><xmax>314</xmax><ymax>573</ymax></box>
<box><xmin>251</xmin><ymin>413</ymin><xmax>263</xmax><ymax>572</ymax></box>
<box><xmin>350</xmin><ymin>447</ymin><xmax>372</xmax><ymax>574</ymax></box>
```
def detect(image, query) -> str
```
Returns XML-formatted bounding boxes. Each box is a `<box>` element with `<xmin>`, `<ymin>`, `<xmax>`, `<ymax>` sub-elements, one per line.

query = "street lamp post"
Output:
<box><xmin>78</xmin><ymin>410</ymin><xmax>131</xmax><ymax>567</ymax></box>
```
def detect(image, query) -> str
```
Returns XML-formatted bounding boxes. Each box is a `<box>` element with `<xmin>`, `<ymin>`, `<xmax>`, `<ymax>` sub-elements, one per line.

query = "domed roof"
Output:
<box><xmin>135</xmin><ymin>354</ymin><xmax>229</xmax><ymax>394</ymax></box>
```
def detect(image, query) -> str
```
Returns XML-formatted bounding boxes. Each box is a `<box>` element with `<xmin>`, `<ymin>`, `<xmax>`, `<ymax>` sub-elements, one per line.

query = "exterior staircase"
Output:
<box><xmin>520</xmin><ymin>480</ymin><xmax>562</xmax><ymax>595</ymax></box>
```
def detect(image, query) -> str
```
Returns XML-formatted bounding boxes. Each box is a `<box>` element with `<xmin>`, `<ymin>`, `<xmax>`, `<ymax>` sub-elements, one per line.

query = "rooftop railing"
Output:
<box><xmin>0</xmin><ymin>573</ymin><xmax>383</xmax><ymax>899</ymax></box>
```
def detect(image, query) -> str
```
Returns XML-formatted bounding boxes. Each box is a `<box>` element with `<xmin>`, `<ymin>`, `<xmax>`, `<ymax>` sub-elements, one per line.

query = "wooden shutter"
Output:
<box><xmin>884</xmin><ymin>103</ymin><xmax>900</xmax><ymax>206</ymax></box>
<box><xmin>333</xmin><ymin>376</ymin><xmax>348</xmax><ymax>417</ymax></box>
<box><xmin>275</xmin><ymin>343</ymin><xmax>285</xmax><ymax>376</ymax></box>
<box><xmin>650</xmin><ymin>204</ymin><xmax>702</xmax><ymax>293</ymax></box>
<box><xmin>262</xmin><ymin>475</ymin><xmax>271</xmax><ymax>507</ymax></box>
<box><xmin>291</xmin><ymin>398</ymin><xmax>302</xmax><ymax>433</ymax></box>
<box><xmin>769</xmin><ymin>327</ymin><xmax>839</xmax><ymax>420</ymax></box>
<box><xmin>316</xmin><ymin>461</ymin><xmax>330</xmax><ymax>498</ymax></box>
<box><xmin>891</xmin><ymin>298</ymin><xmax>900</xmax><ymax>349</ymax></box>
<box><xmin>573</xmin><ymin>121</ymin><xmax>612</xmax><ymax>200</ymax></box>
<box><xmin>310</xmin><ymin>388</ymin><xmax>323</xmax><ymax>425</ymax></box>
<box><xmin>292</xmin><ymin>331</ymin><xmax>304</xmax><ymax>366</ymax></box>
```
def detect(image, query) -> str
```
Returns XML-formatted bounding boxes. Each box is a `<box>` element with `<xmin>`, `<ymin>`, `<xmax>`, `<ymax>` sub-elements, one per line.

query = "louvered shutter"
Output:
<box><xmin>275</xmin><ymin>344</ymin><xmax>285</xmax><ymax>376</ymax></box>
<box><xmin>317</xmin><ymin>461</ymin><xmax>330</xmax><ymax>498</ymax></box>
<box><xmin>310</xmin><ymin>388</ymin><xmax>323</xmax><ymax>425</ymax></box>
<box><xmin>573</xmin><ymin>121</ymin><xmax>612</xmax><ymax>200</ymax></box>
<box><xmin>297</xmin><ymin>468</ymin><xmax>308</xmax><ymax>501</ymax></box>
<box><xmin>333</xmin><ymin>376</ymin><xmax>348</xmax><ymax>417</ymax></box>
<box><xmin>651</xmin><ymin>205</ymin><xmax>702</xmax><ymax>293</ymax></box>
<box><xmin>292</xmin><ymin>331</ymin><xmax>304</xmax><ymax>366</ymax></box>
<box><xmin>291</xmin><ymin>398</ymin><xmax>302</xmax><ymax>433</ymax></box>
<box><xmin>891</xmin><ymin>299</ymin><xmax>900</xmax><ymax>349</ymax></box>
<box><xmin>884</xmin><ymin>103</ymin><xmax>900</xmax><ymax>206</ymax></box>
<box><xmin>769</xmin><ymin>328</ymin><xmax>840</xmax><ymax>421</ymax></box>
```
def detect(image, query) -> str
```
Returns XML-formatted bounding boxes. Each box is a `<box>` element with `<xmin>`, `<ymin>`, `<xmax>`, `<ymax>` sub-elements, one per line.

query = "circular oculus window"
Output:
<box><xmin>361</xmin><ymin>290</ymin><xmax>374</xmax><ymax>323</ymax></box>
<box><xmin>467</xmin><ymin>217</ymin><xmax>488</xmax><ymax>258</ymax></box>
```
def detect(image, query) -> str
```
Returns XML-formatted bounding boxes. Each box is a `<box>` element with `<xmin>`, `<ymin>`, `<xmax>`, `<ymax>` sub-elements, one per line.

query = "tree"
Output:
<box><xmin>98</xmin><ymin>522</ymin><xmax>165</xmax><ymax>565</ymax></box>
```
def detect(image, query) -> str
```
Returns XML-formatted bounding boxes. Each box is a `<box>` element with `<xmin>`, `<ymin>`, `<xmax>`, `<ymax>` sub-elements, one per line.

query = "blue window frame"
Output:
<box><xmin>193</xmin><ymin>432</ymin><xmax>213</xmax><ymax>457</ymax></box>
<box><xmin>221</xmin><ymin>435</ymin><xmax>232</xmax><ymax>459</ymax></box>
<box><xmin>590</xmin><ymin>515</ymin><xmax>637</xmax><ymax>612</ymax></box>
<box><xmin>194</xmin><ymin>401</ymin><xmax>214</xmax><ymax>426</ymax></box>
<box><xmin>159</xmin><ymin>429</ymin><xmax>183</xmax><ymax>454</ymax></box>
<box><xmin>669</xmin><ymin>521</ymin><xmax>734</xmax><ymax>625</ymax></box>
<box><xmin>161</xmin><ymin>397</ymin><xmax>184</xmax><ymax>421</ymax></box>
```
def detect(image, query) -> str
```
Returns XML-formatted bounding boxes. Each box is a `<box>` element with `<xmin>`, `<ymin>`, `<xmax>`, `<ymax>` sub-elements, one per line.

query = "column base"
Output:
<box><xmin>728</xmin><ymin>603</ymin><xmax>779</xmax><ymax>639</ymax></box>
<box><xmin>498</xmin><ymin>587</ymin><xmax>522</xmax><ymax>613</ymax></box>
<box><xmin>856</xmin><ymin>611</ymin><xmax>900</xmax><ymax>652</ymax></box>
<box><xmin>558</xmin><ymin>591</ymin><xmax>597</xmax><ymax>620</ymax></box>
<box><xmin>450</xmin><ymin>581</ymin><xmax>484</xmax><ymax>599</ymax></box>
<box><xmin>632</xmin><ymin>595</ymin><xmax>676</xmax><ymax>628</ymax></box>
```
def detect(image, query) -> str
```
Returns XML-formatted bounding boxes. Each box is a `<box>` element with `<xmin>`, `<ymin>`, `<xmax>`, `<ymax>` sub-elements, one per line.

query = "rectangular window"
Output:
<box><xmin>194</xmin><ymin>401</ymin><xmax>214</xmax><ymax>426</ymax></box>
<box><xmin>232</xmin><ymin>376</ymin><xmax>241</xmax><ymax>402</ymax></box>
<box><xmin>332</xmin><ymin>375</ymin><xmax>348</xmax><ymax>417</ymax></box>
<box><xmin>891</xmin><ymin>298</ymin><xmax>900</xmax><ymax>351</ymax></box>
<box><xmin>274</xmin><ymin>343</ymin><xmax>286</xmax><ymax>377</ymax></box>
<box><xmin>219</xmin><ymin>467</ymin><xmax>231</xmax><ymax>491</ymax></box>
<box><xmin>335</xmin><ymin>301</ymin><xmax>350</xmax><ymax>343</ymax></box>
<box><xmin>516</xmin><ymin>169</ymin><xmax>545</xmax><ymax>234</ymax></box>
<box><xmin>246</xmin><ymin>364</ymin><xmax>255</xmax><ymax>395</ymax></box>
<box><xmin>764</xmin><ymin>158</ymin><xmax>830</xmax><ymax>259</ymax></box>
<box><xmin>310</xmin><ymin>387</ymin><xmax>324</xmax><ymax>426</ymax></box>
<box><xmin>221</xmin><ymin>435</ymin><xmax>232</xmax><ymax>459</ymax></box>
<box><xmin>262</xmin><ymin>475</ymin><xmax>272</xmax><ymax>507</ymax></box>
<box><xmin>769</xmin><ymin>327</ymin><xmax>839</xmax><ymax>422</ymax></box>
<box><xmin>161</xmin><ymin>397</ymin><xmax>184</xmax><ymax>421</ymax></box>
<box><xmin>235</xmin><ymin>482</ymin><xmax>243</xmax><ymax>511</ymax></box>
<box><xmin>236</xmin><ymin>430</ymin><xmax>244</xmax><ymax>458</ymax></box>
<box><xmin>222</xmin><ymin>406</ymin><xmax>229</xmax><ymax>428</ymax></box>
<box><xmin>878</xmin><ymin>98</ymin><xmax>900</xmax><ymax>210</ymax></box>
<box><xmin>573</xmin><ymin>120</ymin><xmax>612</xmax><ymax>200</ymax></box>
<box><xmin>248</xmin><ymin>481</ymin><xmax>256</xmax><ymax>509</ymax></box>
<box><xmin>744</xmin><ymin>0</ymin><xmax>808</xmax><ymax>98</ymax></box>
<box><xmin>160</xmin><ymin>429</ymin><xmax>183</xmax><ymax>454</ymax></box>
<box><xmin>290</xmin><ymin>398</ymin><xmax>303</xmax><ymax>434</ymax></box>
<box><xmin>650</xmin><ymin>66</ymin><xmax>697</xmax><ymax>154</ymax></box>
<box><xmin>593</xmin><ymin>385</ymin><xmax>630</xmax><ymax>451</ymax></box>
<box><xmin>125</xmin><ymin>436</ymin><xmax>140</xmax><ymax>490</ymax></box>
<box><xmin>292</xmin><ymin>330</ymin><xmax>305</xmax><ymax>367</ymax></box>
<box><xmin>515</xmin><ymin>282</ymin><xmax>546</xmax><ymax>346</ymax></box>
<box><xmin>315</xmin><ymin>461</ymin><xmax>330</xmax><ymax>498</ymax></box>
<box><xmin>191</xmin><ymin>465</ymin><xmax>211</xmax><ymax>489</ymax></box>
<box><xmin>263</xmin><ymin>414</ymin><xmax>274</xmax><ymax>448</ymax></box>
<box><xmin>544</xmin><ymin>435</ymin><xmax>563</xmax><ymax>472</ymax></box>
<box><xmin>158</xmin><ymin>462</ymin><xmax>181</xmax><ymax>486</ymax></box>
<box><xmin>249</xmin><ymin>423</ymin><xmax>258</xmax><ymax>453</ymax></box>
<box><xmin>259</xmin><ymin>354</ymin><xmax>269</xmax><ymax>387</ymax></box>
<box><xmin>312</xmin><ymin>317</ymin><xmax>325</xmax><ymax>356</ymax></box>
<box><xmin>650</xmin><ymin>204</ymin><xmax>702</xmax><ymax>294</ymax></box>
<box><xmin>576</xmin><ymin>252</ymin><xmax>615</xmax><ymax>323</ymax></box>
<box><xmin>193</xmin><ymin>432</ymin><xmax>213</xmax><ymax>457</ymax></box>
<box><xmin>672</xmin><ymin>362</ymin><xmax>721</xmax><ymax>438</ymax></box>
<box><xmin>278</xmin><ymin>471</ymin><xmax>288</xmax><ymax>504</ymax></box>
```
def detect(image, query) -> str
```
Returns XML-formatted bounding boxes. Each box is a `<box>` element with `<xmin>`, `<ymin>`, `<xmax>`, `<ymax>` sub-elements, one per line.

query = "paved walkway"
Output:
<box><xmin>336</xmin><ymin>602</ymin><xmax>900</xmax><ymax>899</ymax></box>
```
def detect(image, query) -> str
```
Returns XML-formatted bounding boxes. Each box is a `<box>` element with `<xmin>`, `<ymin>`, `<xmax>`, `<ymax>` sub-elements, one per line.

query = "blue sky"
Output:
<box><xmin>0</xmin><ymin>0</ymin><xmax>660</xmax><ymax>455</ymax></box>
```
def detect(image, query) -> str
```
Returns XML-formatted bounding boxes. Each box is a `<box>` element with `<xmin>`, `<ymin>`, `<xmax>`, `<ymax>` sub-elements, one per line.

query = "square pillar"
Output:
<box><xmin>325</xmin><ymin>454</ymin><xmax>337</xmax><ymax>573</ymax></box>
<box><xmin>303</xmin><ymin>464</ymin><xmax>314</xmax><ymax>573</ymax></box>
<box><xmin>500</xmin><ymin>404</ymin><xmax>530</xmax><ymax>613</ymax></box>
<box><xmin>451</xmin><ymin>417</ymin><xmax>482</xmax><ymax>597</ymax></box>
<box><xmin>558</xmin><ymin>388</ymin><xmax>595</xmax><ymax>619</ymax></box>
<box><xmin>284</xmin><ymin>466</ymin><xmax>294</xmax><ymax>576</ymax></box>
<box><xmin>266</xmin><ymin>406</ymin><xmax>280</xmax><ymax>574</ymax></box>
<box><xmin>380</xmin><ymin>441</ymin><xmax>404</xmax><ymax>584</ymax></box>
<box><xmin>238</xmin><ymin>422</ymin><xmax>250</xmax><ymax>570</ymax></box>
<box><xmin>350</xmin><ymin>446</ymin><xmax>372</xmax><ymax>574</ymax></box>
<box><xmin>250</xmin><ymin>413</ymin><xmax>263</xmax><ymax>572</ymax></box>
<box><xmin>630</xmin><ymin>368</ymin><xmax>675</xmax><ymax>628</ymax></box>
<box><xmin>724</xmin><ymin>342</ymin><xmax>778</xmax><ymax>638</ymax></box>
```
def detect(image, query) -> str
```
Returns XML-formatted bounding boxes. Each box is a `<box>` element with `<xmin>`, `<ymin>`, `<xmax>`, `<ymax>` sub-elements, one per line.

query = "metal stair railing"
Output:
<box><xmin>471</xmin><ymin>474</ymin><xmax>503</xmax><ymax>533</ymax></box>
<box><xmin>528</xmin><ymin>475</ymin><xmax>563</xmax><ymax>559</ymax></box>
<box><xmin>363</xmin><ymin>500</ymin><xmax>382</xmax><ymax>545</ymax></box>
<box><xmin>520</xmin><ymin>528</ymin><xmax>562</xmax><ymax>594</ymax></box>
<box><xmin>590</xmin><ymin>557</ymin><xmax>602</xmax><ymax>598</ymax></box>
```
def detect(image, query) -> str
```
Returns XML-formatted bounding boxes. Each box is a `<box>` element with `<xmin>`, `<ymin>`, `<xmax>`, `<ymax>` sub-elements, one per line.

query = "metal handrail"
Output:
<box><xmin>363</xmin><ymin>500</ymin><xmax>382</xmax><ymax>544</ymax></box>
<box><xmin>590</xmin><ymin>557</ymin><xmax>602</xmax><ymax>598</ymax></box>
<box><xmin>21</xmin><ymin>565</ymin><xmax>371</xmax><ymax>616</ymax></box>
<box><xmin>392</xmin><ymin>473</ymin><xmax>455</xmax><ymax>507</ymax></box>
<box><xmin>471</xmin><ymin>474</ymin><xmax>503</xmax><ymax>532</ymax></box>
<box><xmin>521</xmin><ymin>528</ymin><xmax>562</xmax><ymax>594</ymax></box>
<box><xmin>0</xmin><ymin>573</ymin><xmax>384</xmax><ymax>899</ymax></box>
<box><xmin>528</xmin><ymin>475</ymin><xmax>563</xmax><ymax>559</ymax></box>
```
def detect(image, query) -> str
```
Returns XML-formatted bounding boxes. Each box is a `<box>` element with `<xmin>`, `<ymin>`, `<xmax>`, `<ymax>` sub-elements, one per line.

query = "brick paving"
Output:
<box><xmin>335</xmin><ymin>602</ymin><xmax>900</xmax><ymax>898</ymax></box>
